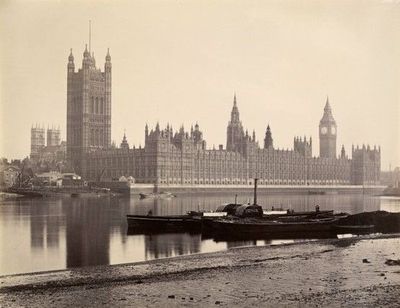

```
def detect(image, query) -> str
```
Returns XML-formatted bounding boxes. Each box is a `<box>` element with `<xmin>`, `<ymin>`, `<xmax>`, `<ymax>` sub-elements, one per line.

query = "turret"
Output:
<box><xmin>68</xmin><ymin>48</ymin><xmax>75</xmax><ymax>73</ymax></box>
<box><xmin>82</xmin><ymin>44</ymin><xmax>91</xmax><ymax>68</ymax></box>
<box><xmin>340</xmin><ymin>145</ymin><xmax>346</xmax><ymax>159</ymax></box>
<box><xmin>104</xmin><ymin>48</ymin><xmax>112</xmax><ymax>147</ymax></box>
<box><xmin>264</xmin><ymin>124</ymin><xmax>273</xmax><ymax>149</ymax></box>
<box><xmin>106</xmin><ymin>48</ymin><xmax>111</xmax><ymax>65</ymax></box>
<box><xmin>145</xmin><ymin>123</ymin><xmax>149</xmax><ymax>140</ymax></box>
<box><xmin>91</xmin><ymin>52</ymin><xmax>96</xmax><ymax>68</ymax></box>
<box><xmin>120</xmin><ymin>132</ymin><xmax>129</xmax><ymax>150</ymax></box>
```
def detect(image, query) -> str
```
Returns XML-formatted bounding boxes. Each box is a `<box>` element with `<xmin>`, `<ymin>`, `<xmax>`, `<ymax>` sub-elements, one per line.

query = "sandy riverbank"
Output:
<box><xmin>1</xmin><ymin>235</ymin><xmax>400</xmax><ymax>307</ymax></box>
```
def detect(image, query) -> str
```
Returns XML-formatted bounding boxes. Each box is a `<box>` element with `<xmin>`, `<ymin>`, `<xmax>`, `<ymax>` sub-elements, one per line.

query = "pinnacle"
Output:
<box><xmin>324</xmin><ymin>96</ymin><xmax>331</xmax><ymax>111</ymax></box>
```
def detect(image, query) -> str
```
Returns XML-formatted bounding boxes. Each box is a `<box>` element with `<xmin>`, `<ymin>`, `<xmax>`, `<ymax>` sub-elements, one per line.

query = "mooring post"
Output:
<box><xmin>253</xmin><ymin>178</ymin><xmax>258</xmax><ymax>205</ymax></box>
<box><xmin>235</xmin><ymin>194</ymin><xmax>238</xmax><ymax>205</ymax></box>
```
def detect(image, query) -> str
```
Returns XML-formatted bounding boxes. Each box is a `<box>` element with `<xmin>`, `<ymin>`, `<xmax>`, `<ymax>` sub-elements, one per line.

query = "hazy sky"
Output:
<box><xmin>0</xmin><ymin>0</ymin><xmax>399</xmax><ymax>169</ymax></box>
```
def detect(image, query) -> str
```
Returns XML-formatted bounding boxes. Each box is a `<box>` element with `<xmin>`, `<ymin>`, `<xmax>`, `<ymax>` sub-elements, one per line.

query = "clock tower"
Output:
<box><xmin>319</xmin><ymin>97</ymin><xmax>337</xmax><ymax>159</ymax></box>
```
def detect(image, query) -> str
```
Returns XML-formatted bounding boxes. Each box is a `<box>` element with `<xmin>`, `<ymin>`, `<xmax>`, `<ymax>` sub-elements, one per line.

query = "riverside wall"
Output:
<box><xmin>89</xmin><ymin>181</ymin><xmax>385</xmax><ymax>195</ymax></box>
<box><xmin>127</xmin><ymin>184</ymin><xmax>386</xmax><ymax>195</ymax></box>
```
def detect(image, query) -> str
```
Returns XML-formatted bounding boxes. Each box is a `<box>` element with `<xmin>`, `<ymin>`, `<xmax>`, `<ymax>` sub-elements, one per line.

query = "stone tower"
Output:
<box><xmin>66</xmin><ymin>46</ymin><xmax>112</xmax><ymax>174</ymax></box>
<box><xmin>47</xmin><ymin>127</ymin><xmax>61</xmax><ymax>147</ymax></box>
<box><xmin>319</xmin><ymin>97</ymin><xmax>337</xmax><ymax>159</ymax></box>
<box><xmin>30</xmin><ymin>124</ymin><xmax>45</xmax><ymax>159</ymax></box>
<box><xmin>226</xmin><ymin>94</ymin><xmax>244</xmax><ymax>152</ymax></box>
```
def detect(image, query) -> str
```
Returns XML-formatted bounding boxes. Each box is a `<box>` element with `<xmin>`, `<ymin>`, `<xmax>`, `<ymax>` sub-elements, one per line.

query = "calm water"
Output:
<box><xmin>0</xmin><ymin>193</ymin><xmax>399</xmax><ymax>275</ymax></box>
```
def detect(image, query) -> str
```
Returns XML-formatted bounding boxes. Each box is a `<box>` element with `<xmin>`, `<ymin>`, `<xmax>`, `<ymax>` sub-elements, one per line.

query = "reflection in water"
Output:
<box><xmin>144</xmin><ymin>233</ymin><xmax>201</xmax><ymax>259</ymax></box>
<box><xmin>226</xmin><ymin>241</ymin><xmax>257</xmax><ymax>249</ymax></box>
<box><xmin>30</xmin><ymin>199</ymin><xmax>63</xmax><ymax>250</ymax></box>
<box><xmin>63</xmin><ymin>198</ymin><xmax>111</xmax><ymax>268</ymax></box>
<box><xmin>380</xmin><ymin>197</ymin><xmax>400</xmax><ymax>213</ymax></box>
<box><xmin>0</xmin><ymin>193</ymin><xmax>398</xmax><ymax>275</ymax></box>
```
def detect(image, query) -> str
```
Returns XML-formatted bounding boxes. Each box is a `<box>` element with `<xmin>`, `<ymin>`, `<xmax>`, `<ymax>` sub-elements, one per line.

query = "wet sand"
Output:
<box><xmin>1</xmin><ymin>235</ymin><xmax>400</xmax><ymax>307</ymax></box>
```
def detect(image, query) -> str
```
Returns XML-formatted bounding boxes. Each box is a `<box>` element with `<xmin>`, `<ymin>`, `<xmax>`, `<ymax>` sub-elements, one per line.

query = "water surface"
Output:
<box><xmin>0</xmin><ymin>193</ymin><xmax>398</xmax><ymax>275</ymax></box>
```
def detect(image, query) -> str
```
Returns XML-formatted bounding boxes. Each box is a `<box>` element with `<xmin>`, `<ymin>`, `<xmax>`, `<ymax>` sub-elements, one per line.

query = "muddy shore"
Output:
<box><xmin>1</xmin><ymin>235</ymin><xmax>400</xmax><ymax>307</ymax></box>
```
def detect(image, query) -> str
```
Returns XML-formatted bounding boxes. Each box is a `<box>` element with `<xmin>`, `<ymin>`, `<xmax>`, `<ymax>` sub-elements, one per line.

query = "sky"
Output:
<box><xmin>0</xmin><ymin>0</ymin><xmax>399</xmax><ymax>169</ymax></box>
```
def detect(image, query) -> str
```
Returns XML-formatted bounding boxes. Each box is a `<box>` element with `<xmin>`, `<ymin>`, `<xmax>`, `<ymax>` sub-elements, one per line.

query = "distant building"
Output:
<box><xmin>30</xmin><ymin>126</ymin><xmax>66</xmax><ymax>165</ymax></box>
<box><xmin>65</xmin><ymin>46</ymin><xmax>380</xmax><ymax>185</ymax></box>
<box><xmin>35</xmin><ymin>171</ymin><xmax>62</xmax><ymax>186</ymax></box>
<box><xmin>33</xmin><ymin>172</ymin><xmax>82</xmax><ymax>187</ymax></box>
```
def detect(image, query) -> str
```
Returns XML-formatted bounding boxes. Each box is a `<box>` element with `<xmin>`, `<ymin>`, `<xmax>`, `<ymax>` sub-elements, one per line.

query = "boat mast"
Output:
<box><xmin>253</xmin><ymin>178</ymin><xmax>258</xmax><ymax>205</ymax></box>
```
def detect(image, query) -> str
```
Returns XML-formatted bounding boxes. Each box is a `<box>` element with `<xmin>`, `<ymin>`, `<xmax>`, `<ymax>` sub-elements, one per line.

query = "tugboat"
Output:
<box><xmin>201</xmin><ymin>179</ymin><xmax>341</xmax><ymax>238</ymax></box>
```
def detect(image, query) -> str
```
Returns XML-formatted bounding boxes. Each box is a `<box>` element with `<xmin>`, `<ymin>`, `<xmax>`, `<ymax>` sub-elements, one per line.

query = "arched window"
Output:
<box><xmin>99</xmin><ymin>129</ymin><xmax>103</xmax><ymax>146</ymax></box>
<box><xmin>91</xmin><ymin>129</ymin><xmax>95</xmax><ymax>145</ymax></box>
<box><xmin>100</xmin><ymin>98</ymin><xmax>104</xmax><ymax>114</ymax></box>
<box><xmin>91</xmin><ymin>97</ymin><xmax>94</xmax><ymax>114</ymax></box>
<box><xmin>96</xmin><ymin>129</ymin><xmax>100</xmax><ymax>146</ymax></box>
<box><xmin>95</xmin><ymin>98</ymin><xmax>99</xmax><ymax>114</ymax></box>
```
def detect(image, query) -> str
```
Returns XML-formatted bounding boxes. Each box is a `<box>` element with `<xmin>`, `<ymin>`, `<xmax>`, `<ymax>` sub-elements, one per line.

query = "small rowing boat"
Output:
<box><xmin>139</xmin><ymin>192</ymin><xmax>176</xmax><ymax>199</ymax></box>
<box><xmin>126</xmin><ymin>214</ymin><xmax>201</xmax><ymax>232</ymax></box>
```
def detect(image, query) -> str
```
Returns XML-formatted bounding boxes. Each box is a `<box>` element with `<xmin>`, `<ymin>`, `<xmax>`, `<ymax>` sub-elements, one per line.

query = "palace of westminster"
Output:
<box><xmin>33</xmin><ymin>45</ymin><xmax>382</xmax><ymax>186</ymax></box>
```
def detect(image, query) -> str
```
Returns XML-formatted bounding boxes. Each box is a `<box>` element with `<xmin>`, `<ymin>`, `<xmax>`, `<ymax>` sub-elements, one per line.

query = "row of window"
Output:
<box><xmin>90</xmin><ymin>97</ymin><xmax>105</xmax><ymax>114</ymax></box>
<box><xmin>152</xmin><ymin>179</ymin><xmax>351</xmax><ymax>185</ymax></box>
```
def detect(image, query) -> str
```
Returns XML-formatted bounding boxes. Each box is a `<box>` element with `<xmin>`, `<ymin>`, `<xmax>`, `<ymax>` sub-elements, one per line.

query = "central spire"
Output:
<box><xmin>320</xmin><ymin>95</ymin><xmax>335</xmax><ymax>123</ymax></box>
<box><xmin>231</xmin><ymin>93</ymin><xmax>240</xmax><ymax>122</ymax></box>
<box><xmin>324</xmin><ymin>96</ymin><xmax>331</xmax><ymax>112</ymax></box>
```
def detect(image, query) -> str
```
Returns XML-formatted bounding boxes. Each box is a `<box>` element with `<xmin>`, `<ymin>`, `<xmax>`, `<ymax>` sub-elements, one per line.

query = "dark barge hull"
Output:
<box><xmin>333</xmin><ymin>224</ymin><xmax>375</xmax><ymax>235</ymax></box>
<box><xmin>204</xmin><ymin>219</ymin><xmax>338</xmax><ymax>236</ymax></box>
<box><xmin>202</xmin><ymin>230</ymin><xmax>337</xmax><ymax>242</ymax></box>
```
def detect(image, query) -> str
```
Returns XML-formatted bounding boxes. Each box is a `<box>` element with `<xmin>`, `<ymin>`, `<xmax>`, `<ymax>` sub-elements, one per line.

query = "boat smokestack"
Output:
<box><xmin>253</xmin><ymin>178</ymin><xmax>258</xmax><ymax>205</ymax></box>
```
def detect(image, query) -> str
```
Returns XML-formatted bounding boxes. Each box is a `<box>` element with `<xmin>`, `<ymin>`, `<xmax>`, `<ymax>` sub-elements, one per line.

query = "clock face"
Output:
<box><xmin>321</xmin><ymin>127</ymin><xmax>327</xmax><ymax>135</ymax></box>
<box><xmin>331</xmin><ymin>127</ymin><xmax>336</xmax><ymax>135</ymax></box>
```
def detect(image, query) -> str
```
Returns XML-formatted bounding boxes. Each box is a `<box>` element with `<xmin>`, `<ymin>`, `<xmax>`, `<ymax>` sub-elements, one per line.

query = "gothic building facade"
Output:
<box><xmin>66</xmin><ymin>47</ymin><xmax>380</xmax><ymax>186</ymax></box>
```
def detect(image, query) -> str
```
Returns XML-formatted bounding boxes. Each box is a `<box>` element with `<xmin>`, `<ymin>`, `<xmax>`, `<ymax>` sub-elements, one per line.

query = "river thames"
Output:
<box><xmin>1</xmin><ymin>193</ymin><xmax>399</xmax><ymax>275</ymax></box>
